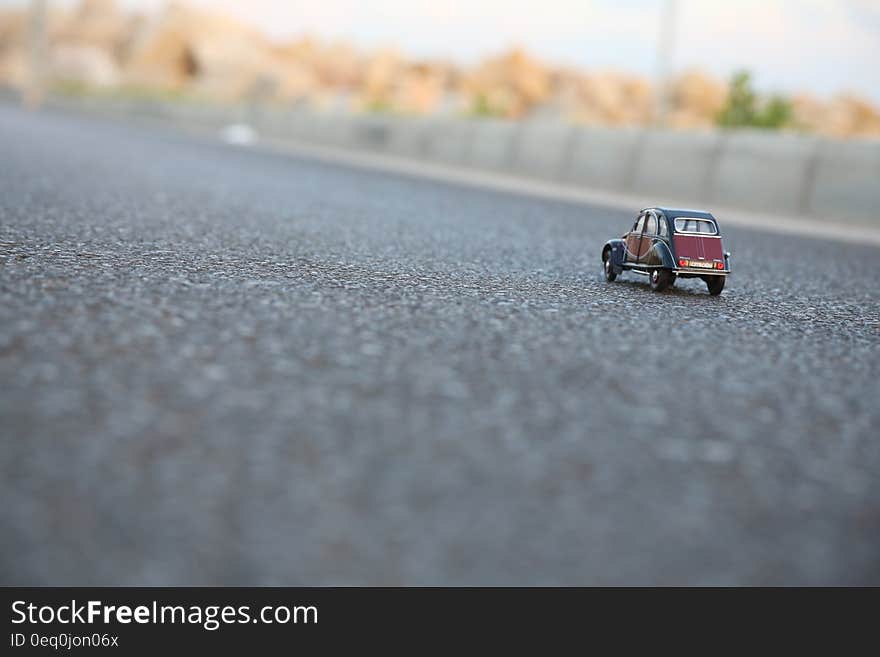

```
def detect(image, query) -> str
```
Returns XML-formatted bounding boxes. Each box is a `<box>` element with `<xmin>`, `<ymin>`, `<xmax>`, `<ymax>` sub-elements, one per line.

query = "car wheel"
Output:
<box><xmin>603</xmin><ymin>250</ymin><xmax>617</xmax><ymax>282</ymax></box>
<box><xmin>650</xmin><ymin>268</ymin><xmax>674</xmax><ymax>292</ymax></box>
<box><xmin>705</xmin><ymin>275</ymin><xmax>725</xmax><ymax>296</ymax></box>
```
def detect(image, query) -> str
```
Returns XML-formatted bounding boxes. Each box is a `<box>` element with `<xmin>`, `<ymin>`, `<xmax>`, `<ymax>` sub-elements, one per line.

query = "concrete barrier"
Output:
<box><xmin>422</xmin><ymin>119</ymin><xmax>473</xmax><ymax>165</ymax></box>
<box><xmin>709</xmin><ymin>131</ymin><xmax>818</xmax><ymax>215</ymax></box>
<box><xmin>808</xmin><ymin>140</ymin><xmax>880</xmax><ymax>225</ymax></box>
<box><xmin>564</xmin><ymin>127</ymin><xmax>643</xmax><ymax>191</ymax></box>
<box><xmin>467</xmin><ymin>120</ymin><xmax>520</xmax><ymax>171</ymax></box>
<box><xmin>630</xmin><ymin>130</ymin><xmax>722</xmax><ymax>201</ymax></box>
<box><xmin>129</xmin><ymin>99</ymin><xmax>244</xmax><ymax>129</ymax></box>
<box><xmin>385</xmin><ymin>117</ymin><xmax>429</xmax><ymax>158</ymax></box>
<box><xmin>249</xmin><ymin>106</ymin><xmax>290</xmax><ymax>137</ymax></box>
<box><xmin>298</xmin><ymin>112</ymin><xmax>357</xmax><ymax>147</ymax></box>
<box><xmin>348</xmin><ymin>115</ymin><xmax>392</xmax><ymax>151</ymax></box>
<box><xmin>512</xmin><ymin>122</ymin><xmax>575</xmax><ymax>180</ymax></box>
<box><xmin>31</xmin><ymin>91</ymin><xmax>880</xmax><ymax>226</ymax></box>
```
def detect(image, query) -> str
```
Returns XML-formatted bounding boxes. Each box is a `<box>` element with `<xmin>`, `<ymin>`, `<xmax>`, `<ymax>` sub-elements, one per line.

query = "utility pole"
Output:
<box><xmin>25</xmin><ymin>0</ymin><xmax>48</xmax><ymax>109</ymax></box>
<box><xmin>655</xmin><ymin>0</ymin><xmax>677</xmax><ymax>127</ymax></box>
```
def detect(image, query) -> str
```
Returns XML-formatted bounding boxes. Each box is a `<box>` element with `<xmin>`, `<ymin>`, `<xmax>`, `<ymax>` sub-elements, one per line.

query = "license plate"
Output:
<box><xmin>686</xmin><ymin>260</ymin><xmax>714</xmax><ymax>269</ymax></box>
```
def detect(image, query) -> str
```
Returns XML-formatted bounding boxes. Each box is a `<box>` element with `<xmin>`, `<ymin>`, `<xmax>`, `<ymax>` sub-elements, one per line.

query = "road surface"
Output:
<box><xmin>1</xmin><ymin>103</ymin><xmax>878</xmax><ymax>584</ymax></box>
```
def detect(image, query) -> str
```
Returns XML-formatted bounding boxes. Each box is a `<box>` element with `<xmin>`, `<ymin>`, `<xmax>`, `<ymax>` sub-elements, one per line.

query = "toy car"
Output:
<box><xmin>601</xmin><ymin>207</ymin><xmax>730</xmax><ymax>295</ymax></box>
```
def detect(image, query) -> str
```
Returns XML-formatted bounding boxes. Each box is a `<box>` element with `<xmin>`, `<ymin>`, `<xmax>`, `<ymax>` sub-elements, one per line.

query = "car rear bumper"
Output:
<box><xmin>674</xmin><ymin>268</ymin><xmax>729</xmax><ymax>276</ymax></box>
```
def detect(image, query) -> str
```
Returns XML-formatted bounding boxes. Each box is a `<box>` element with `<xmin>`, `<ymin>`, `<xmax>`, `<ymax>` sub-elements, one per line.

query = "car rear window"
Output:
<box><xmin>674</xmin><ymin>218</ymin><xmax>717</xmax><ymax>234</ymax></box>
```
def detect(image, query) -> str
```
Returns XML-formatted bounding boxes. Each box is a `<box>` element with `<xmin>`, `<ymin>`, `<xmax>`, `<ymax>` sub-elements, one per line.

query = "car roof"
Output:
<box><xmin>645</xmin><ymin>207</ymin><xmax>717</xmax><ymax>220</ymax></box>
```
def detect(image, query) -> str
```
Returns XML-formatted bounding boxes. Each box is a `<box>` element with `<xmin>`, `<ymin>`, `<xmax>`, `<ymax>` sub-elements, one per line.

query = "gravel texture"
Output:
<box><xmin>1</xmin><ymin>103</ymin><xmax>879</xmax><ymax>585</ymax></box>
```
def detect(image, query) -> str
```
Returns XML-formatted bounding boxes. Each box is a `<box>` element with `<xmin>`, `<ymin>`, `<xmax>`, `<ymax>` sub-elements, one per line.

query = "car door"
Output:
<box><xmin>639</xmin><ymin>212</ymin><xmax>659</xmax><ymax>264</ymax></box>
<box><xmin>624</xmin><ymin>214</ymin><xmax>646</xmax><ymax>263</ymax></box>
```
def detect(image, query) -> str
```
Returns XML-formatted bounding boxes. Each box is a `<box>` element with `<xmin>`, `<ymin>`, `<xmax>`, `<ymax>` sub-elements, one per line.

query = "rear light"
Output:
<box><xmin>715</xmin><ymin>262</ymin><xmax>724</xmax><ymax>270</ymax></box>
<box><xmin>678</xmin><ymin>258</ymin><xmax>688</xmax><ymax>267</ymax></box>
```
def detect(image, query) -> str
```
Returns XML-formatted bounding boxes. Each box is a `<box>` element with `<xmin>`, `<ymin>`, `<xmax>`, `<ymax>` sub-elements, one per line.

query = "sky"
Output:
<box><xmin>4</xmin><ymin>0</ymin><xmax>879</xmax><ymax>101</ymax></box>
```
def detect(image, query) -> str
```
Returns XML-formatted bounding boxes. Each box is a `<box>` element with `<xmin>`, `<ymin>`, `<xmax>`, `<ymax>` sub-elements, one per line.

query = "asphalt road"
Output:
<box><xmin>2</xmin><ymin>103</ymin><xmax>879</xmax><ymax>585</ymax></box>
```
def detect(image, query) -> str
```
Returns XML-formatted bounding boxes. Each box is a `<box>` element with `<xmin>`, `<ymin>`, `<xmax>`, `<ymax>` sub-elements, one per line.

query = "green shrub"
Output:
<box><xmin>717</xmin><ymin>70</ymin><xmax>792</xmax><ymax>130</ymax></box>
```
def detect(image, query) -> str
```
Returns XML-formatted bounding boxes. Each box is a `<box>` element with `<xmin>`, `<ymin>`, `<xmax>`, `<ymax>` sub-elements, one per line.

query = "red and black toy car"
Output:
<box><xmin>601</xmin><ymin>207</ymin><xmax>731</xmax><ymax>295</ymax></box>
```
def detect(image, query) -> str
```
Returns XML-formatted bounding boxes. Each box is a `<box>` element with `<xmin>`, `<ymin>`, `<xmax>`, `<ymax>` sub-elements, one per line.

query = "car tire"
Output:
<box><xmin>650</xmin><ymin>268</ymin><xmax>674</xmax><ymax>292</ymax></box>
<box><xmin>705</xmin><ymin>275</ymin><xmax>725</xmax><ymax>296</ymax></box>
<box><xmin>603</xmin><ymin>249</ymin><xmax>617</xmax><ymax>282</ymax></box>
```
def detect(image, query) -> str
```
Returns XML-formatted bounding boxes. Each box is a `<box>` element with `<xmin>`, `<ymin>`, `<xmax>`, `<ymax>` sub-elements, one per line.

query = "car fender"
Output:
<box><xmin>602</xmin><ymin>239</ymin><xmax>625</xmax><ymax>272</ymax></box>
<box><xmin>655</xmin><ymin>240</ymin><xmax>676</xmax><ymax>269</ymax></box>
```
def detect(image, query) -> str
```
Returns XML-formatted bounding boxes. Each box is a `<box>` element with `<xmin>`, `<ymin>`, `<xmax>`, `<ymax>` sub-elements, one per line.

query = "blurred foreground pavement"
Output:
<box><xmin>1</xmin><ymin>103</ymin><xmax>879</xmax><ymax>584</ymax></box>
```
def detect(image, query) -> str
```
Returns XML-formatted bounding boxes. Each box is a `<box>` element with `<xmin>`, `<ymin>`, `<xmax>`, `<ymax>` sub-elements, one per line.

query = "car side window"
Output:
<box><xmin>633</xmin><ymin>215</ymin><xmax>645</xmax><ymax>233</ymax></box>
<box><xmin>645</xmin><ymin>213</ymin><xmax>657</xmax><ymax>235</ymax></box>
<box><xmin>658</xmin><ymin>216</ymin><xmax>669</xmax><ymax>237</ymax></box>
